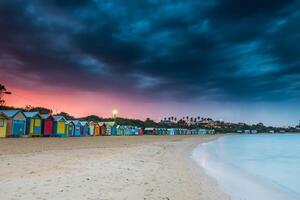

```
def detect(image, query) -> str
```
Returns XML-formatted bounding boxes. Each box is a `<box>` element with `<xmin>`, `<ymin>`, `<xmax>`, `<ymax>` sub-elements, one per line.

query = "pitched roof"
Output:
<box><xmin>53</xmin><ymin>116</ymin><xmax>66</xmax><ymax>121</ymax></box>
<box><xmin>40</xmin><ymin>114</ymin><xmax>51</xmax><ymax>119</ymax></box>
<box><xmin>98</xmin><ymin>122</ymin><xmax>105</xmax><ymax>126</ymax></box>
<box><xmin>23</xmin><ymin>112</ymin><xmax>40</xmax><ymax>118</ymax></box>
<box><xmin>0</xmin><ymin>110</ymin><xmax>23</xmax><ymax>118</ymax></box>
<box><xmin>72</xmin><ymin>120</ymin><xmax>81</xmax><ymax>125</ymax></box>
<box><xmin>66</xmin><ymin>120</ymin><xmax>75</xmax><ymax>125</ymax></box>
<box><xmin>80</xmin><ymin>121</ymin><xmax>88</xmax><ymax>126</ymax></box>
<box><xmin>105</xmin><ymin>121</ymin><xmax>115</xmax><ymax>126</ymax></box>
<box><xmin>0</xmin><ymin>112</ymin><xmax>9</xmax><ymax>119</ymax></box>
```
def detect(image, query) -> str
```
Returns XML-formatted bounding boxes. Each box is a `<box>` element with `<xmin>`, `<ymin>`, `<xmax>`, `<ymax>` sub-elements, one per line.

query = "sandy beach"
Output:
<box><xmin>0</xmin><ymin>135</ymin><xmax>230</xmax><ymax>200</ymax></box>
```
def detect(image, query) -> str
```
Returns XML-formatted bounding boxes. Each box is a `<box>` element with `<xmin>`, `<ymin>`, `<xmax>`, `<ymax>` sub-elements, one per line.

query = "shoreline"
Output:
<box><xmin>0</xmin><ymin>135</ymin><xmax>230</xmax><ymax>200</ymax></box>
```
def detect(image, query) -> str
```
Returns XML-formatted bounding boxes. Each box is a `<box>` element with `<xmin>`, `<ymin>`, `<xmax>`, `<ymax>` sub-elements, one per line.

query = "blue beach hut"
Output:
<box><xmin>0</xmin><ymin>110</ymin><xmax>26</xmax><ymax>137</ymax></box>
<box><xmin>73</xmin><ymin>120</ymin><xmax>83</xmax><ymax>137</ymax></box>
<box><xmin>66</xmin><ymin>121</ymin><xmax>75</xmax><ymax>137</ymax></box>
<box><xmin>80</xmin><ymin>121</ymin><xmax>89</xmax><ymax>136</ymax></box>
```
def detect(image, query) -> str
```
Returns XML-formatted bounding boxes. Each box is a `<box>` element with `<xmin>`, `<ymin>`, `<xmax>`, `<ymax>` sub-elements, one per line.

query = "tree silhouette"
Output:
<box><xmin>0</xmin><ymin>84</ymin><xmax>11</xmax><ymax>106</ymax></box>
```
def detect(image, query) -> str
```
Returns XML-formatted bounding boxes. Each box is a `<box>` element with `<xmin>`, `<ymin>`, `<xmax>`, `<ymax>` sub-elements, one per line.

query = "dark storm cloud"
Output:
<box><xmin>1</xmin><ymin>0</ymin><xmax>300</xmax><ymax>101</ymax></box>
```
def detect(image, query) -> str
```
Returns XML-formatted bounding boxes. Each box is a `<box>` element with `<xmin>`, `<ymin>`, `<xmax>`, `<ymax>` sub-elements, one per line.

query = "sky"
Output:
<box><xmin>1</xmin><ymin>0</ymin><xmax>300</xmax><ymax>126</ymax></box>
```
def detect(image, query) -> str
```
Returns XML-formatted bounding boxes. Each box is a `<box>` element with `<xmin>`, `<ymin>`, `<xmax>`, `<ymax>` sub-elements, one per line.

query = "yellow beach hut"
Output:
<box><xmin>53</xmin><ymin>116</ymin><xmax>67</xmax><ymax>137</ymax></box>
<box><xmin>23</xmin><ymin>112</ymin><xmax>42</xmax><ymax>137</ymax></box>
<box><xmin>0</xmin><ymin>112</ymin><xmax>8</xmax><ymax>138</ymax></box>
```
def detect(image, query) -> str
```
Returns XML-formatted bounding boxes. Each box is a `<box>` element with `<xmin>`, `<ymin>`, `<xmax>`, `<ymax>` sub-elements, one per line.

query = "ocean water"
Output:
<box><xmin>192</xmin><ymin>134</ymin><xmax>300</xmax><ymax>200</ymax></box>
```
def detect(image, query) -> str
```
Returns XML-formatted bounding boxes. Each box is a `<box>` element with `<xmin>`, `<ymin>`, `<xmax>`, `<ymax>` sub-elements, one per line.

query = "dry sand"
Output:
<box><xmin>0</xmin><ymin>135</ymin><xmax>231</xmax><ymax>200</ymax></box>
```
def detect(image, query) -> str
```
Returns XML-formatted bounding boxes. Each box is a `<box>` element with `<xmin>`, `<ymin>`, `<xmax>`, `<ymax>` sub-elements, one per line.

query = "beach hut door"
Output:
<box><xmin>13</xmin><ymin>120</ymin><xmax>25</xmax><ymax>136</ymax></box>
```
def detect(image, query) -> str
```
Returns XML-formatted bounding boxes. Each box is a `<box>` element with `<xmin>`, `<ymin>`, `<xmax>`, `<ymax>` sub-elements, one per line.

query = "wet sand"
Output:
<box><xmin>0</xmin><ymin>135</ymin><xmax>230</xmax><ymax>200</ymax></box>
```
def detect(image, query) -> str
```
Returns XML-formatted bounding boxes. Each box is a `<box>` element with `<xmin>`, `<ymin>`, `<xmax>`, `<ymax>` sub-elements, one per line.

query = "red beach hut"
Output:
<box><xmin>41</xmin><ymin>114</ymin><xmax>54</xmax><ymax>136</ymax></box>
<box><xmin>138</xmin><ymin>128</ymin><xmax>143</xmax><ymax>136</ymax></box>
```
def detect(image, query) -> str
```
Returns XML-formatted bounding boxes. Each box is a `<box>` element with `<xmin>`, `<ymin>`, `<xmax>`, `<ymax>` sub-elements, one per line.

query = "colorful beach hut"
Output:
<box><xmin>129</xmin><ymin>126</ymin><xmax>139</xmax><ymax>136</ymax></box>
<box><xmin>23</xmin><ymin>112</ymin><xmax>42</xmax><ymax>137</ymax></box>
<box><xmin>41</xmin><ymin>114</ymin><xmax>54</xmax><ymax>136</ymax></box>
<box><xmin>138</xmin><ymin>128</ymin><xmax>143</xmax><ymax>136</ymax></box>
<box><xmin>104</xmin><ymin>121</ymin><xmax>116</xmax><ymax>136</ymax></box>
<box><xmin>94</xmin><ymin>122</ymin><xmax>101</xmax><ymax>136</ymax></box>
<box><xmin>0</xmin><ymin>112</ymin><xmax>9</xmax><ymax>138</ymax></box>
<box><xmin>53</xmin><ymin>116</ymin><xmax>67</xmax><ymax>137</ymax></box>
<box><xmin>99</xmin><ymin>122</ymin><xmax>107</xmax><ymax>136</ymax></box>
<box><xmin>0</xmin><ymin>110</ymin><xmax>26</xmax><ymax>137</ymax></box>
<box><xmin>80</xmin><ymin>121</ymin><xmax>89</xmax><ymax>136</ymax></box>
<box><xmin>157</xmin><ymin>128</ymin><xmax>167</xmax><ymax>135</ymax></box>
<box><xmin>66</xmin><ymin>121</ymin><xmax>75</xmax><ymax>137</ymax></box>
<box><xmin>167</xmin><ymin>128</ymin><xmax>175</xmax><ymax>136</ymax></box>
<box><xmin>88</xmin><ymin>121</ymin><xmax>95</xmax><ymax>136</ymax></box>
<box><xmin>144</xmin><ymin>128</ymin><xmax>157</xmax><ymax>135</ymax></box>
<box><xmin>73</xmin><ymin>120</ymin><xmax>83</xmax><ymax>137</ymax></box>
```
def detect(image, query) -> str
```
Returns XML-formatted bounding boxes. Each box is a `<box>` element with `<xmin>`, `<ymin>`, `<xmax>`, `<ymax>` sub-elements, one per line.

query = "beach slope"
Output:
<box><xmin>0</xmin><ymin>136</ymin><xmax>230</xmax><ymax>200</ymax></box>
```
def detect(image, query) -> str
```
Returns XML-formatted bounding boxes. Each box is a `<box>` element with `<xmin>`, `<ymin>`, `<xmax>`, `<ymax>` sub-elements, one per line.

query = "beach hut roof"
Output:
<box><xmin>80</xmin><ymin>121</ymin><xmax>88</xmax><ymax>126</ymax></box>
<box><xmin>53</xmin><ymin>115</ymin><xmax>67</xmax><ymax>122</ymax></box>
<box><xmin>40</xmin><ymin>114</ymin><xmax>51</xmax><ymax>119</ymax></box>
<box><xmin>0</xmin><ymin>112</ymin><xmax>9</xmax><ymax>119</ymax></box>
<box><xmin>105</xmin><ymin>121</ymin><xmax>115</xmax><ymax>126</ymax></box>
<box><xmin>0</xmin><ymin>110</ymin><xmax>24</xmax><ymax>118</ymax></box>
<box><xmin>98</xmin><ymin>122</ymin><xmax>105</xmax><ymax>126</ymax></box>
<box><xmin>72</xmin><ymin>120</ymin><xmax>82</xmax><ymax>126</ymax></box>
<box><xmin>66</xmin><ymin>120</ymin><xmax>75</xmax><ymax>125</ymax></box>
<box><xmin>23</xmin><ymin>111</ymin><xmax>41</xmax><ymax>118</ymax></box>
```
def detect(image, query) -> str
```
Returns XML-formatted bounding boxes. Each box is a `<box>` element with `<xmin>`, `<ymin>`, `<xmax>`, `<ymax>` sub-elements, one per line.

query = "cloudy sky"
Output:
<box><xmin>1</xmin><ymin>0</ymin><xmax>300</xmax><ymax>125</ymax></box>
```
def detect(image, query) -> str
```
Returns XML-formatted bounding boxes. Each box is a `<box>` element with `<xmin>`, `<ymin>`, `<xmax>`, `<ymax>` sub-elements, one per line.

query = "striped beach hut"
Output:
<box><xmin>0</xmin><ymin>112</ymin><xmax>9</xmax><ymax>138</ymax></box>
<box><xmin>41</xmin><ymin>114</ymin><xmax>54</xmax><ymax>137</ymax></box>
<box><xmin>116</xmin><ymin>125</ymin><xmax>131</xmax><ymax>136</ymax></box>
<box><xmin>0</xmin><ymin>110</ymin><xmax>26</xmax><ymax>137</ymax></box>
<box><xmin>88</xmin><ymin>121</ymin><xmax>95</xmax><ymax>136</ymax></box>
<box><xmin>53</xmin><ymin>116</ymin><xmax>67</xmax><ymax>137</ymax></box>
<box><xmin>66</xmin><ymin>121</ymin><xmax>75</xmax><ymax>137</ymax></box>
<box><xmin>24</xmin><ymin>112</ymin><xmax>42</xmax><ymax>137</ymax></box>
<box><xmin>104</xmin><ymin>121</ymin><xmax>116</xmax><ymax>136</ymax></box>
<box><xmin>80</xmin><ymin>121</ymin><xmax>89</xmax><ymax>136</ymax></box>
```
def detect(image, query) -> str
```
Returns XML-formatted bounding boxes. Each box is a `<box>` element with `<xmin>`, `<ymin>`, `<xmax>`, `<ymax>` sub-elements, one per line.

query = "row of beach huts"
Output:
<box><xmin>0</xmin><ymin>110</ymin><xmax>214</xmax><ymax>138</ymax></box>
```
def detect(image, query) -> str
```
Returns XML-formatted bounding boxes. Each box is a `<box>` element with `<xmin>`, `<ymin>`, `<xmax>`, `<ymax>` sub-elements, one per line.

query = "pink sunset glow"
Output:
<box><xmin>5</xmin><ymin>83</ymin><xmax>186</xmax><ymax>121</ymax></box>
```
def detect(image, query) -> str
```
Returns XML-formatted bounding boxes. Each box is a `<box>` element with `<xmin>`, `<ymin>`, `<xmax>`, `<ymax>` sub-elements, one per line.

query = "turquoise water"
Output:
<box><xmin>192</xmin><ymin>134</ymin><xmax>300</xmax><ymax>200</ymax></box>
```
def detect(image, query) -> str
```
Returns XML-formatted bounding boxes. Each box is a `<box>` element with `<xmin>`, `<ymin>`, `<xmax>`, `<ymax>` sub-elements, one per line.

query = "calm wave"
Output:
<box><xmin>192</xmin><ymin>134</ymin><xmax>300</xmax><ymax>200</ymax></box>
